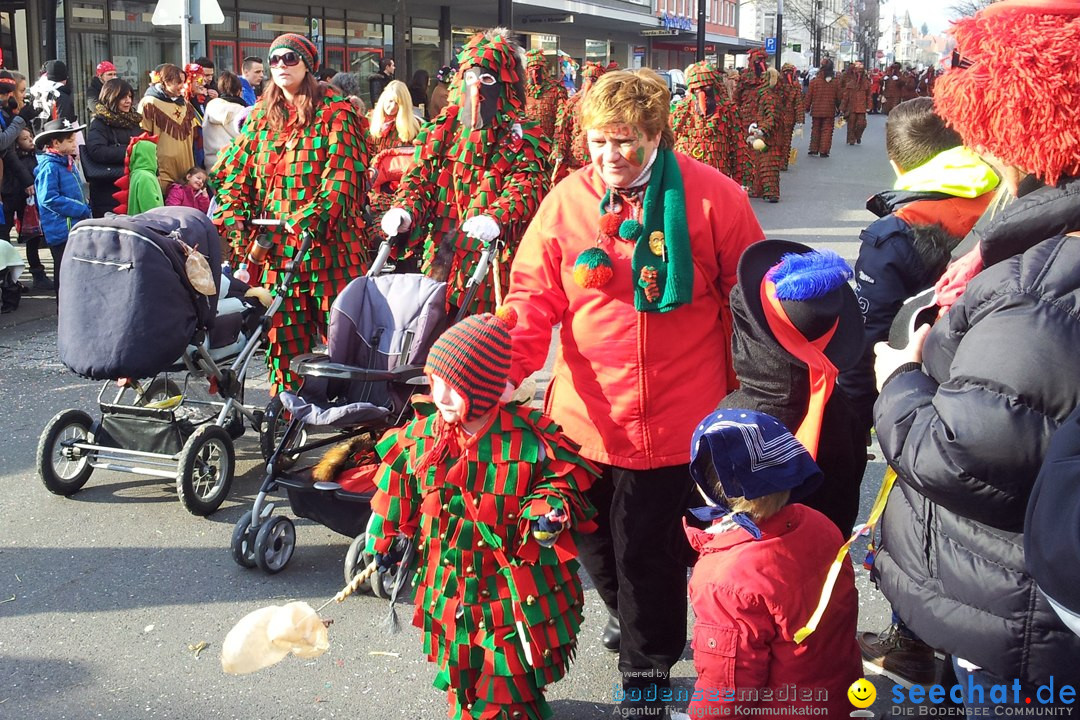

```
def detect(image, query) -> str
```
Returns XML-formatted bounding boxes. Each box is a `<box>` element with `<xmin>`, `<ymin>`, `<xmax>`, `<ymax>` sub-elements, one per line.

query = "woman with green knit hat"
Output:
<box><xmin>365</xmin><ymin>308</ymin><xmax>598</xmax><ymax>720</ymax></box>
<box><xmin>212</xmin><ymin>32</ymin><xmax>370</xmax><ymax>393</ymax></box>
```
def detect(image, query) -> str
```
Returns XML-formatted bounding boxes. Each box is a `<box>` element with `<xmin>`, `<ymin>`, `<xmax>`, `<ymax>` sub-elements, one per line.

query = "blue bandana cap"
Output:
<box><xmin>689</xmin><ymin>409</ymin><xmax>824</xmax><ymax>538</ymax></box>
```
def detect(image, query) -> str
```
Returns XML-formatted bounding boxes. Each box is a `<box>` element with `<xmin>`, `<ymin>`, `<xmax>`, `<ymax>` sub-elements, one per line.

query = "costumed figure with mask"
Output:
<box><xmin>183</xmin><ymin>63</ymin><xmax>210</xmax><ymax>167</ymax></box>
<box><xmin>552</xmin><ymin>61</ymin><xmax>606</xmax><ymax>182</ymax></box>
<box><xmin>671</xmin><ymin>61</ymin><xmax>737</xmax><ymax>178</ymax></box>
<box><xmin>524</xmin><ymin>49</ymin><xmax>567</xmax><ymax>146</ymax></box>
<box><xmin>778</xmin><ymin>64</ymin><xmax>804</xmax><ymax>170</ymax></box>
<box><xmin>380</xmin><ymin>28</ymin><xmax>550</xmax><ymax>316</ymax></box>
<box><xmin>213</xmin><ymin>33</ymin><xmax>370</xmax><ymax>393</ymax></box>
<box><xmin>751</xmin><ymin>68</ymin><xmax>786</xmax><ymax>202</ymax></box>
<box><xmin>805</xmin><ymin>58</ymin><xmax>840</xmax><ymax>158</ymax></box>
<box><xmin>840</xmin><ymin>61</ymin><xmax>871</xmax><ymax>146</ymax></box>
<box><xmin>733</xmin><ymin>49</ymin><xmax>771</xmax><ymax>187</ymax></box>
<box><xmin>881</xmin><ymin>62</ymin><xmax>903</xmax><ymax>114</ymax></box>
<box><xmin>365</xmin><ymin>309</ymin><xmax>598</xmax><ymax>720</ymax></box>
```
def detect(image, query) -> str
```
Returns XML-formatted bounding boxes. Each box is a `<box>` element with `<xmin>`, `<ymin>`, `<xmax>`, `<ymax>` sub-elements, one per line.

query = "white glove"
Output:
<box><xmin>462</xmin><ymin>215</ymin><xmax>500</xmax><ymax>242</ymax></box>
<box><xmin>748</xmin><ymin>122</ymin><xmax>762</xmax><ymax>137</ymax></box>
<box><xmin>381</xmin><ymin>208</ymin><xmax>412</xmax><ymax>237</ymax></box>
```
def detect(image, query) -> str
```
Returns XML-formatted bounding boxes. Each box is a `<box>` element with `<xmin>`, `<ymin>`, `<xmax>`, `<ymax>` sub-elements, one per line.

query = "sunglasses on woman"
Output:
<box><xmin>269</xmin><ymin>51</ymin><xmax>301</xmax><ymax>68</ymax></box>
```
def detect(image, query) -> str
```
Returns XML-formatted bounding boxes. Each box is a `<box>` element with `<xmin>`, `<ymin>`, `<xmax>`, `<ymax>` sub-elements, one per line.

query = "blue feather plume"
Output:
<box><xmin>766</xmin><ymin>250</ymin><xmax>853</xmax><ymax>301</ymax></box>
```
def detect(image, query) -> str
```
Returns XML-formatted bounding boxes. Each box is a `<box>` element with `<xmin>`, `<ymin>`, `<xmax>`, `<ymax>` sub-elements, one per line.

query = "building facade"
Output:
<box><xmin>2</xmin><ymin>0</ymin><xmax>760</xmax><ymax>118</ymax></box>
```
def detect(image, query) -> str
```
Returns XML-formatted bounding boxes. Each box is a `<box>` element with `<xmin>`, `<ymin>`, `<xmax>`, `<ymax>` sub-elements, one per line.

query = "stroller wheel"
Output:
<box><xmin>254</xmin><ymin>516</ymin><xmax>296</xmax><ymax>574</ymax></box>
<box><xmin>344</xmin><ymin>532</ymin><xmax>377</xmax><ymax>593</ymax></box>
<box><xmin>177</xmin><ymin>425</ymin><xmax>235</xmax><ymax>516</ymax></box>
<box><xmin>37</xmin><ymin>409</ymin><xmax>95</xmax><ymax>496</ymax></box>
<box><xmin>231</xmin><ymin>510</ymin><xmax>258</xmax><ymax>568</ymax></box>
<box><xmin>259</xmin><ymin>396</ymin><xmax>307</xmax><ymax>470</ymax></box>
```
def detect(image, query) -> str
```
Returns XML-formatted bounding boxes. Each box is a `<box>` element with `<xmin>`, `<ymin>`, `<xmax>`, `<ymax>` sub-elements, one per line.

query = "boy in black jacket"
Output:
<box><xmin>1</xmin><ymin>127</ymin><xmax>51</xmax><ymax>291</ymax></box>
<box><xmin>842</xmin><ymin>97</ymin><xmax>999</xmax><ymax>686</ymax></box>
<box><xmin>837</xmin><ymin>98</ymin><xmax>998</xmax><ymax>433</ymax></box>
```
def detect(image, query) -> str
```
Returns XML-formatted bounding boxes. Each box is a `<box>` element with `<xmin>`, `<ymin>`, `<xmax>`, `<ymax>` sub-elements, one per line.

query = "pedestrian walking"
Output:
<box><xmin>212</xmin><ymin>32</ymin><xmax>370</xmax><ymax>393</ymax></box>
<box><xmin>805</xmin><ymin>58</ymin><xmax>839</xmax><ymax>158</ymax></box>
<box><xmin>502</xmin><ymin>68</ymin><xmax>763</xmax><ymax>720</ymax></box>
<box><xmin>365</xmin><ymin>310</ymin><xmax>598</xmax><ymax>720</ymax></box>
<box><xmin>840</xmin><ymin>61</ymin><xmax>871</xmax><ymax>145</ymax></box>
<box><xmin>380</xmin><ymin>28</ymin><xmax>549</xmax><ymax>316</ymax></box>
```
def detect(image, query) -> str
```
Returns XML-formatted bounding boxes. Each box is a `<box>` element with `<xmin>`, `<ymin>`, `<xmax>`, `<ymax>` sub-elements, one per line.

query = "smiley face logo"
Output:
<box><xmin>847</xmin><ymin>678</ymin><xmax>876</xmax><ymax>709</ymax></box>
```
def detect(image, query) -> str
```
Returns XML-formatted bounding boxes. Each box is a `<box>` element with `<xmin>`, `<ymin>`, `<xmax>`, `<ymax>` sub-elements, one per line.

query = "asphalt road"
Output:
<box><xmin>1</xmin><ymin>114</ymin><xmax>902</xmax><ymax>720</ymax></box>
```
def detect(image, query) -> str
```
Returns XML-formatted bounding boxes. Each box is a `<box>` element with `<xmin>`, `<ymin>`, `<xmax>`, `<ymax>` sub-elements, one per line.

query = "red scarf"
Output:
<box><xmin>760</xmin><ymin>278</ymin><xmax>838</xmax><ymax>458</ymax></box>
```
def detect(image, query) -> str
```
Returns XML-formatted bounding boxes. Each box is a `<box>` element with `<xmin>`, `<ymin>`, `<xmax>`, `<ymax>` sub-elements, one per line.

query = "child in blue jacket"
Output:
<box><xmin>33</xmin><ymin>118</ymin><xmax>91</xmax><ymax>295</ymax></box>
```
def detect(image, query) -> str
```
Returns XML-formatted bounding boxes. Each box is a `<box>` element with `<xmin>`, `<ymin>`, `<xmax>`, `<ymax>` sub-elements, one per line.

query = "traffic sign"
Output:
<box><xmin>152</xmin><ymin>0</ymin><xmax>224</xmax><ymax>25</ymax></box>
<box><xmin>765</xmin><ymin>37</ymin><xmax>777</xmax><ymax>54</ymax></box>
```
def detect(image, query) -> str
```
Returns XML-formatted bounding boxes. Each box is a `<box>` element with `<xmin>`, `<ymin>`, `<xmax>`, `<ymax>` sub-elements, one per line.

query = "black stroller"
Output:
<box><xmin>37</xmin><ymin>211</ymin><xmax>312</xmax><ymax>516</ymax></box>
<box><xmin>230</xmin><ymin>234</ymin><xmax>499</xmax><ymax>584</ymax></box>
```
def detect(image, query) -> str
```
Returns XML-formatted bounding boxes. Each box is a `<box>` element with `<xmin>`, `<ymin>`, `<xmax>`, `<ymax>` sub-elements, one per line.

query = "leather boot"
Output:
<box><xmin>602</xmin><ymin>611</ymin><xmax>620</xmax><ymax>653</ymax></box>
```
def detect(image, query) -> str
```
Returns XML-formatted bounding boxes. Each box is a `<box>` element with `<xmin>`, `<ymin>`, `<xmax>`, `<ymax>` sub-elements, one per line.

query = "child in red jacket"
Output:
<box><xmin>165</xmin><ymin>166</ymin><xmax>210</xmax><ymax>214</ymax></box>
<box><xmin>683</xmin><ymin>409</ymin><xmax>862</xmax><ymax>719</ymax></box>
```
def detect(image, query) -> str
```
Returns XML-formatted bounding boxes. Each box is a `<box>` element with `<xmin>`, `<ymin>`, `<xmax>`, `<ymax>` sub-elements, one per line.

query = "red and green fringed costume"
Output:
<box><xmin>671</xmin><ymin>61</ymin><xmax>738</xmax><ymax>178</ymax></box>
<box><xmin>366</xmin><ymin>400</ymin><xmax>598</xmax><ymax>720</ymax></box>
<box><xmin>391</xmin><ymin>32</ymin><xmax>550</xmax><ymax>315</ymax></box>
<box><xmin>746</xmin><ymin>79</ymin><xmax>783</xmax><ymax>201</ymax></box>
<box><xmin>212</xmin><ymin>92</ymin><xmax>371</xmax><ymax>393</ymax></box>
<box><xmin>778</xmin><ymin>64</ymin><xmax>804</xmax><ymax>170</ymax></box>
<box><xmin>524</xmin><ymin>49</ymin><xmax>567</xmax><ymax>145</ymax></box>
<box><xmin>552</xmin><ymin>62</ymin><xmax>606</xmax><ymax>181</ymax></box>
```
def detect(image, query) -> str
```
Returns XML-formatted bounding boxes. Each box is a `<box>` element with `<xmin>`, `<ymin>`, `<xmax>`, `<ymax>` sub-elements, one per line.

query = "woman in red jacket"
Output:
<box><xmin>503</xmin><ymin>68</ymin><xmax>763</xmax><ymax>719</ymax></box>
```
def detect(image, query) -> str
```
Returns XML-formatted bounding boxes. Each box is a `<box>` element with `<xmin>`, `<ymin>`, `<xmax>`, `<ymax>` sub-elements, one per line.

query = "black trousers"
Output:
<box><xmin>575</xmin><ymin>462</ymin><xmax>694</xmax><ymax>686</ymax></box>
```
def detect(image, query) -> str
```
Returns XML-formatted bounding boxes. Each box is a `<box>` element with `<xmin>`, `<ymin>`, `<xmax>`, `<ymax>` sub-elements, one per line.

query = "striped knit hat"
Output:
<box><xmin>270</xmin><ymin>33</ymin><xmax>318</xmax><ymax>73</ymax></box>
<box><xmin>424</xmin><ymin>308</ymin><xmax>517</xmax><ymax>421</ymax></box>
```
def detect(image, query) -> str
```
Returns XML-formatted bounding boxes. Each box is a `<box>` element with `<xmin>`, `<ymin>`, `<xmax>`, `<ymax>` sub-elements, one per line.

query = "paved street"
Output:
<box><xmin>1</xmin><ymin>114</ymin><xmax>901</xmax><ymax>720</ymax></box>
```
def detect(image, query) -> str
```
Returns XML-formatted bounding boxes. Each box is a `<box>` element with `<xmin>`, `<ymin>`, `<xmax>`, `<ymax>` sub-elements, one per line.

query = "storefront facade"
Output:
<box><xmin>6</xmin><ymin>0</ymin><xmax>757</xmax><ymax>118</ymax></box>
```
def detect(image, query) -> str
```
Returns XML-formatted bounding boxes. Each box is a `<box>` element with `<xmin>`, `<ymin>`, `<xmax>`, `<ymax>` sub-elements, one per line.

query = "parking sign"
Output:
<box><xmin>765</xmin><ymin>37</ymin><xmax>777</xmax><ymax>54</ymax></box>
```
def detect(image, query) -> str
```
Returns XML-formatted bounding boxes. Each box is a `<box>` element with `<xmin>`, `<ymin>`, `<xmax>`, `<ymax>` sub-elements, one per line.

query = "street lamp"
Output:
<box><xmin>776</xmin><ymin>0</ymin><xmax>784</xmax><ymax>69</ymax></box>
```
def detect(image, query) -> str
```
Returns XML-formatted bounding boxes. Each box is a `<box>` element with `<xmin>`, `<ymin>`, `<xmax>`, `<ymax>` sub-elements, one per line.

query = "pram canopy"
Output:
<box><xmin>280</xmin><ymin>273</ymin><xmax>448</xmax><ymax>427</ymax></box>
<box><xmin>58</xmin><ymin>207</ymin><xmax>223</xmax><ymax>380</ymax></box>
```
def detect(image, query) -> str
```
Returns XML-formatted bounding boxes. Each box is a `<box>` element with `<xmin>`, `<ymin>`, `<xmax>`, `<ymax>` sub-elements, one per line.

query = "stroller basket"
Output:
<box><xmin>96</xmin><ymin>402</ymin><xmax>197</xmax><ymax>456</ymax></box>
<box><xmin>282</xmin><ymin>480</ymin><xmax>374</xmax><ymax>538</ymax></box>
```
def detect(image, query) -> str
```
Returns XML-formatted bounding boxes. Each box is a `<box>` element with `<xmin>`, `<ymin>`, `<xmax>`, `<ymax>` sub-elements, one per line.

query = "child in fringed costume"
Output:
<box><xmin>551</xmin><ymin>61</ymin><xmax>606</xmax><ymax>182</ymax></box>
<box><xmin>212</xmin><ymin>33</ymin><xmax>370</xmax><ymax>393</ymax></box>
<box><xmin>523</xmin><ymin>49</ymin><xmax>567</xmax><ymax>145</ymax></box>
<box><xmin>671</xmin><ymin>61</ymin><xmax>738</xmax><ymax>178</ymax></box>
<box><xmin>380</xmin><ymin>29</ymin><xmax>550</xmax><ymax>316</ymax></box>
<box><xmin>365</xmin><ymin>309</ymin><xmax>597</xmax><ymax>720</ymax></box>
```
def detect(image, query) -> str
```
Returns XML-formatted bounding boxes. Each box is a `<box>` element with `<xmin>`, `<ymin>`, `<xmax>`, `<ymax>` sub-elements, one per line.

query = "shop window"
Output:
<box><xmin>585</xmin><ymin>39</ymin><xmax>609</xmax><ymax>65</ymax></box>
<box><xmin>113</xmin><ymin>30</ymin><xmax>181</xmax><ymax>98</ymax></box>
<box><xmin>408</xmin><ymin>23</ymin><xmax>440</xmax><ymax>89</ymax></box>
<box><xmin>71</xmin><ymin>0</ymin><xmax>106</xmax><ymax>28</ymax></box>
<box><xmin>69</xmin><ymin>30</ymin><xmax>108</xmax><ymax>117</ymax></box>
<box><xmin>238</xmin><ymin>11</ymin><xmax>308</xmax><ymax>46</ymax></box>
<box><xmin>348</xmin><ymin>16</ymin><xmax>388</xmax><ymax>98</ymax></box>
<box><xmin>210</xmin><ymin>41</ymin><xmax>236</xmax><ymax>76</ymax></box>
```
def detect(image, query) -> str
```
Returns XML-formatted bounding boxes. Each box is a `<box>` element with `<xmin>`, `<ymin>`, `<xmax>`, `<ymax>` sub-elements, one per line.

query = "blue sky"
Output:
<box><xmin>885</xmin><ymin>0</ymin><xmax>954</xmax><ymax>35</ymax></box>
